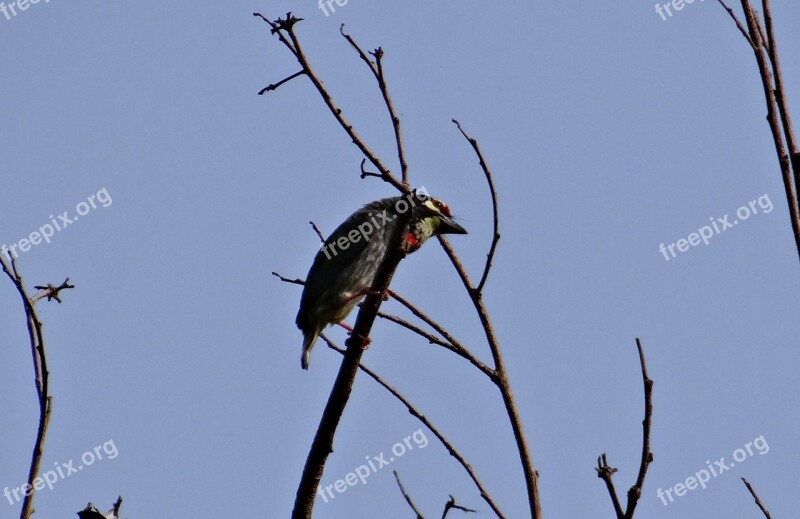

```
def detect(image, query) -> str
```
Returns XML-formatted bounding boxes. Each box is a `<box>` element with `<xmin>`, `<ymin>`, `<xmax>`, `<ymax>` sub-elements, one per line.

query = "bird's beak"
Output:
<box><xmin>438</xmin><ymin>215</ymin><xmax>467</xmax><ymax>235</ymax></box>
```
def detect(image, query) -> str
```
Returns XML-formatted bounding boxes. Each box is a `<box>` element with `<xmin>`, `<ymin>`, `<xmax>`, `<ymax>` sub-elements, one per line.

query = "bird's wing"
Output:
<box><xmin>297</xmin><ymin>204</ymin><xmax>392</xmax><ymax>318</ymax></box>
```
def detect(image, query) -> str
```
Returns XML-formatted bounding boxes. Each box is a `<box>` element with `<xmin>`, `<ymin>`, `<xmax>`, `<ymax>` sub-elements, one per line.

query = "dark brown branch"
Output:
<box><xmin>716</xmin><ymin>0</ymin><xmax>756</xmax><ymax>49</ymax></box>
<box><xmin>720</xmin><ymin>0</ymin><xmax>800</xmax><ymax>259</ymax></box>
<box><xmin>272</xmin><ymin>271</ymin><xmax>304</xmax><ymax>286</ymax></box>
<box><xmin>308</xmin><ymin>221</ymin><xmax>325</xmax><ymax>243</ymax></box>
<box><xmin>360</xmin><ymin>158</ymin><xmax>382</xmax><ymax>179</ymax></box>
<box><xmin>741</xmin><ymin>0</ymin><xmax>800</xmax><ymax>259</ymax></box>
<box><xmin>761</xmin><ymin>0</ymin><xmax>800</xmax><ymax>206</ymax></box>
<box><xmin>340</xmin><ymin>26</ymin><xmax>409</xmax><ymax>186</ymax></box>
<box><xmin>1</xmin><ymin>257</ymin><xmax>69</xmax><ymax>519</ymax></box>
<box><xmin>624</xmin><ymin>338</ymin><xmax>654</xmax><ymax>519</ymax></box>
<box><xmin>393</xmin><ymin>471</ymin><xmax>425</xmax><ymax>519</ymax></box>
<box><xmin>452</xmin><ymin>120</ymin><xmax>500</xmax><ymax>293</ymax></box>
<box><xmin>741</xmin><ymin>478</ymin><xmax>772</xmax><ymax>519</ymax></box>
<box><xmin>387</xmin><ymin>290</ymin><xmax>469</xmax><ymax>356</ymax></box>
<box><xmin>595</xmin><ymin>454</ymin><xmax>623</xmax><ymax>519</ymax></box>
<box><xmin>437</xmin><ymin>232</ymin><xmax>540</xmax><ymax>518</ymax></box>
<box><xmin>375</xmin><ymin>310</ymin><xmax>496</xmax><ymax>379</ymax></box>
<box><xmin>291</xmin><ymin>198</ymin><xmax>413</xmax><ymax>519</ymax></box>
<box><xmin>596</xmin><ymin>339</ymin><xmax>654</xmax><ymax>519</ymax></box>
<box><xmin>258</xmin><ymin>70</ymin><xmax>305</xmax><ymax>94</ymax></box>
<box><xmin>442</xmin><ymin>495</ymin><xmax>477</xmax><ymax>518</ymax></box>
<box><xmin>323</xmin><ymin>336</ymin><xmax>506</xmax><ymax>518</ymax></box>
<box><xmin>32</xmin><ymin>278</ymin><xmax>74</xmax><ymax>304</ymax></box>
<box><xmin>254</xmin><ymin>12</ymin><xmax>407</xmax><ymax>193</ymax></box>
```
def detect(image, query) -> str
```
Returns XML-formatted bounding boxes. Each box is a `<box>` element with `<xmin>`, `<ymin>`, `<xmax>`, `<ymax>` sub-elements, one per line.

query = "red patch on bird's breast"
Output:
<box><xmin>403</xmin><ymin>233</ymin><xmax>419</xmax><ymax>247</ymax></box>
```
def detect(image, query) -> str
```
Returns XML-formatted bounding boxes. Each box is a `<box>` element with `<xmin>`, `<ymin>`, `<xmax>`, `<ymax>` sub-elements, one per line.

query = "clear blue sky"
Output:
<box><xmin>1</xmin><ymin>1</ymin><xmax>799</xmax><ymax>517</ymax></box>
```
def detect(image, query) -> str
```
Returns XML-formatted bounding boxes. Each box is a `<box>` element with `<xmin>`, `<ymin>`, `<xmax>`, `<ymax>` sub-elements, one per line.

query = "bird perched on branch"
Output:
<box><xmin>296</xmin><ymin>192</ymin><xmax>467</xmax><ymax>369</ymax></box>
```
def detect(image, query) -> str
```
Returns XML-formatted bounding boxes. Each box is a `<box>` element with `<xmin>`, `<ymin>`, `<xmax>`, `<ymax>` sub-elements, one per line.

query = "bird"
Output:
<box><xmin>296</xmin><ymin>193</ymin><xmax>467</xmax><ymax>369</ymax></box>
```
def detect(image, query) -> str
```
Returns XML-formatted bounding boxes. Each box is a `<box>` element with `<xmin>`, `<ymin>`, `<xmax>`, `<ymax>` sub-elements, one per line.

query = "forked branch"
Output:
<box><xmin>596</xmin><ymin>338</ymin><xmax>653</xmax><ymax>519</ymax></box>
<box><xmin>324</xmin><ymin>336</ymin><xmax>506</xmax><ymax>518</ymax></box>
<box><xmin>1</xmin><ymin>256</ymin><xmax>73</xmax><ymax>519</ymax></box>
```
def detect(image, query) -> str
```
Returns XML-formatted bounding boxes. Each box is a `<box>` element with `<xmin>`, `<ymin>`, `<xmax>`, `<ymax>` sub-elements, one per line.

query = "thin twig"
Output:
<box><xmin>437</xmin><ymin>236</ymin><xmax>541</xmax><ymax>519</ymax></box>
<box><xmin>308</xmin><ymin>221</ymin><xmax>325</xmax><ymax>243</ymax></box>
<box><xmin>716</xmin><ymin>0</ymin><xmax>756</xmax><ymax>49</ymax></box>
<box><xmin>272</xmin><ymin>271</ymin><xmax>304</xmax><ymax>286</ymax></box>
<box><xmin>761</xmin><ymin>0</ymin><xmax>800</xmax><ymax>207</ymax></box>
<box><xmin>741</xmin><ymin>478</ymin><xmax>772</xmax><ymax>519</ymax></box>
<box><xmin>452</xmin><ymin>120</ymin><xmax>500</xmax><ymax>293</ymax></box>
<box><xmin>32</xmin><ymin>278</ymin><xmax>74</xmax><ymax>304</ymax></box>
<box><xmin>340</xmin><ymin>26</ymin><xmax>409</xmax><ymax>186</ymax></box>
<box><xmin>393</xmin><ymin>471</ymin><xmax>425</xmax><ymax>519</ymax></box>
<box><xmin>258</xmin><ymin>70</ymin><xmax>305</xmax><ymax>94</ymax></box>
<box><xmin>360</xmin><ymin>158</ymin><xmax>383</xmax><ymax>179</ymax></box>
<box><xmin>1</xmin><ymin>257</ymin><xmax>71</xmax><ymax>519</ymax></box>
<box><xmin>387</xmin><ymin>290</ymin><xmax>469</xmax><ymax>354</ymax></box>
<box><xmin>442</xmin><ymin>495</ymin><xmax>477</xmax><ymax>518</ymax></box>
<box><xmin>737</xmin><ymin>0</ymin><xmax>800</xmax><ymax>260</ymax></box>
<box><xmin>596</xmin><ymin>339</ymin><xmax>654</xmax><ymax>519</ymax></box>
<box><xmin>254</xmin><ymin>13</ymin><xmax>407</xmax><ymax>192</ymax></box>
<box><xmin>624</xmin><ymin>338</ymin><xmax>654</xmax><ymax>519</ymax></box>
<box><xmin>323</xmin><ymin>336</ymin><xmax>506</xmax><ymax>519</ymax></box>
<box><xmin>595</xmin><ymin>454</ymin><xmax>623</xmax><ymax>519</ymax></box>
<box><xmin>375</xmin><ymin>309</ymin><xmax>496</xmax><ymax>379</ymax></box>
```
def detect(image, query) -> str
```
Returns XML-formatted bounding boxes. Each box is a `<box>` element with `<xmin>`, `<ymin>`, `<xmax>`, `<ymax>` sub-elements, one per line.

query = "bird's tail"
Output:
<box><xmin>301</xmin><ymin>328</ymin><xmax>321</xmax><ymax>370</ymax></box>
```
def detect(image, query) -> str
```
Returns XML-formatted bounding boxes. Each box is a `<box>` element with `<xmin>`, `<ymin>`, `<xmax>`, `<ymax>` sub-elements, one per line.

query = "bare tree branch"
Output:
<box><xmin>452</xmin><ymin>119</ymin><xmax>500</xmax><ymax>293</ymax></box>
<box><xmin>260</xmin><ymin>13</ymin><xmax>538</xmax><ymax>517</ymax></box>
<box><xmin>375</xmin><ymin>309</ymin><xmax>496</xmax><ymax>379</ymax></box>
<box><xmin>257</xmin><ymin>70</ymin><xmax>305</xmax><ymax>94</ymax></box>
<box><xmin>323</xmin><ymin>336</ymin><xmax>507</xmax><ymax>518</ymax></box>
<box><xmin>1</xmin><ymin>256</ymin><xmax>73</xmax><ymax>519</ymax></box>
<box><xmin>716</xmin><ymin>0</ymin><xmax>800</xmax><ymax>260</ymax></box>
<box><xmin>393</xmin><ymin>471</ymin><xmax>425</xmax><ymax>519</ymax></box>
<box><xmin>596</xmin><ymin>338</ymin><xmax>654</xmax><ymax>519</ymax></box>
<box><xmin>595</xmin><ymin>454</ymin><xmax>623</xmax><ymax>519</ymax></box>
<box><xmin>624</xmin><ymin>338</ymin><xmax>654</xmax><ymax>519</ymax></box>
<box><xmin>272</xmin><ymin>271</ymin><xmax>304</xmax><ymax>286</ymax></box>
<box><xmin>340</xmin><ymin>25</ymin><xmax>409</xmax><ymax>186</ymax></box>
<box><xmin>254</xmin><ymin>12</ymin><xmax>407</xmax><ymax>192</ymax></box>
<box><xmin>308</xmin><ymin>221</ymin><xmax>325</xmax><ymax>243</ymax></box>
<box><xmin>716</xmin><ymin>0</ymin><xmax>756</xmax><ymax>49</ymax></box>
<box><xmin>436</xmin><ymin>236</ymin><xmax>541</xmax><ymax>518</ymax></box>
<box><xmin>442</xmin><ymin>495</ymin><xmax>478</xmax><ymax>518</ymax></box>
<box><xmin>741</xmin><ymin>478</ymin><xmax>772</xmax><ymax>519</ymax></box>
<box><xmin>760</xmin><ymin>0</ymin><xmax>800</xmax><ymax>201</ymax></box>
<box><xmin>32</xmin><ymin>278</ymin><xmax>74</xmax><ymax>304</ymax></box>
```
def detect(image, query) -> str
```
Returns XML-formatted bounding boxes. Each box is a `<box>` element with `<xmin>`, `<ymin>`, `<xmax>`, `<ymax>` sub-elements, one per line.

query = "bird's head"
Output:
<box><xmin>405</xmin><ymin>197</ymin><xmax>467</xmax><ymax>251</ymax></box>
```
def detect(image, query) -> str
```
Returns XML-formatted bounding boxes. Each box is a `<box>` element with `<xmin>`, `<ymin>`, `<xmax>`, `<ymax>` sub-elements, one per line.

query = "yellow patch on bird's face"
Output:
<box><xmin>423</xmin><ymin>198</ymin><xmax>452</xmax><ymax>217</ymax></box>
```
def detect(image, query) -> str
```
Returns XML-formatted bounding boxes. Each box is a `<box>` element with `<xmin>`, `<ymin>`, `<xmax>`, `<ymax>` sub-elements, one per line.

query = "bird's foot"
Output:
<box><xmin>337</xmin><ymin>322</ymin><xmax>372</xmax><ymax>349</ymax></box>
<box><xmin>343</xmin><ymin>287</ymin><xmax>390</xmax><ymax>304</ymax></box>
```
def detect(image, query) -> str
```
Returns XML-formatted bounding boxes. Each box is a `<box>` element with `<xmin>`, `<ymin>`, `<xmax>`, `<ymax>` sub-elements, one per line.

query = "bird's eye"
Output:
<box><xmin>435</xmin><ymin>200</ymin><xmax>451</xmax><ymax>216</ymax></box>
